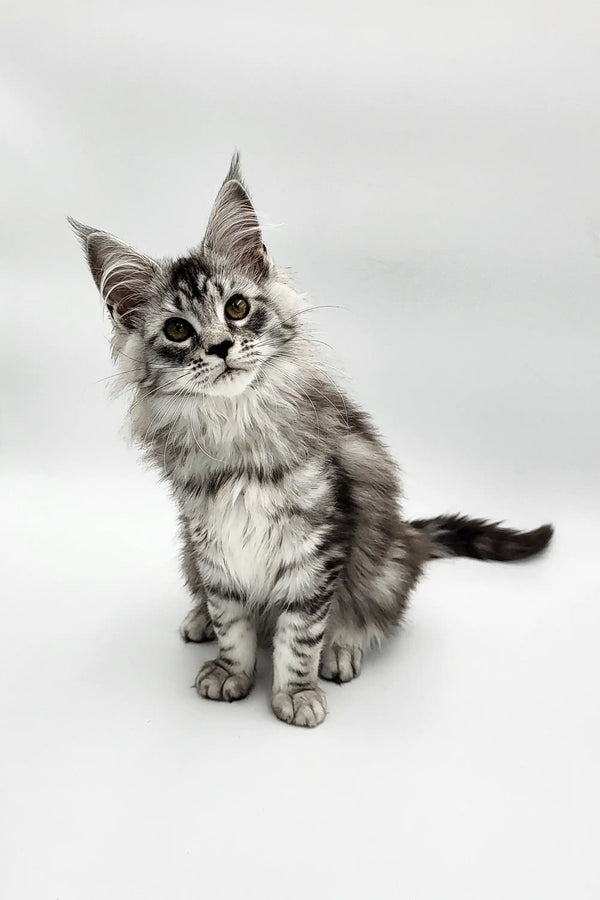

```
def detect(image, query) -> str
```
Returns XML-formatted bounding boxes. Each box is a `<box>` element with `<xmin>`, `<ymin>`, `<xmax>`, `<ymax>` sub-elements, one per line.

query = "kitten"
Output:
<box><xmin>69</xmin><ymin>155</ymin><xmax>553</xmax><ymax>727</ymax></box>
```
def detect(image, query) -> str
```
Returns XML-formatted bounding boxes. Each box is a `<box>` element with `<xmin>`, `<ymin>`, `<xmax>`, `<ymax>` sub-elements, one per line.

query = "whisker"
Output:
<box><xmin>251</xmin><ymin>332</ymin><xmax>299</xmax><ymax>352</ymax></box>
<box><xmin>188</xmin><ymin>410</ymin><xmax>223</xmax><ymax>463</ymax></box>
<box><xmin>163</xmin><ymin>390</ymin><xmax>191</xmax><ymax>472</ymax></box>
<box><xmin>95</xmin><ymin>367</ymin><xmax>146</xmax><ymax>383</ymax></box>
<box><xmin>141</xmin><ymin>398</ymin><xmax>175</xmax><ymax>447</ymax></box>
<box><xmin>133</xmin><ymin>370</ymin><xmax>192</xmax><ymax>407</ymax></box>
<box><xmin>105</xmin><ymin>340</ymin><xmax>144</xmax><ymax>365</ymax></box>
<box><xmin>251</xmin><ymin>305</ymin><xmax>346</xmax><ymax>354</ymax></box>
<box><xmin>140</xmin><ymin>378</ymin><xmax>192</xmax><ymax>445</ymax></box>
<box><xmin>274</xmin><ymin>347</ymin><xmax>350</xmax><ymax>429</ymax></box>
<box><xmin>262</xmin><ymin>358</ymin><xmax>320</xmax><ymax>442</ymax></box>
<box><xmin>275</xmin><ymin>304</ymin><xmax>348</xmax><ymax>331</ymax></box>
<box><xmin>300</xmin><ymin>336</ymin><xmax>336</xmax><ymax>354</ymax></box>
<box><xmin>259</xmin><ymin>370</ymin><xmax>282</xmax><ymax>416</ymax></box>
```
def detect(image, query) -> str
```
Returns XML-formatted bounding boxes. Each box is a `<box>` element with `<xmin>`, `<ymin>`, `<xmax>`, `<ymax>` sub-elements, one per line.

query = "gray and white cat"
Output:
<box><xmin>70</xmin><ymin>155</ymin><xmax>552</xmax><ymax>727</ymax></box>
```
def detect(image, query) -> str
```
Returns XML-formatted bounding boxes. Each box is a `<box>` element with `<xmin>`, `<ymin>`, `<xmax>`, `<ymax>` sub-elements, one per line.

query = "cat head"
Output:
<box><xmin>70</xmin><ymin>154</ymin><xmax>304</xmax><ymax>398</ymax></box>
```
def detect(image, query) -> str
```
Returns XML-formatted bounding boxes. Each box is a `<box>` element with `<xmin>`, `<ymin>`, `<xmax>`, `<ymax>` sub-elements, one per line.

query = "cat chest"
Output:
<box><xmin>183</xmin><ymin>468</ymin><xmax>330</xmax><ymax>600</ymax></box>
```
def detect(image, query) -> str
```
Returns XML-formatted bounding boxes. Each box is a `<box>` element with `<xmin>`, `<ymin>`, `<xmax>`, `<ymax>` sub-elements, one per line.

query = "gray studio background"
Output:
<box><xmin>1</xmin><ymin>2</ymin><xmax>599</xmax><ymax>898</ymax></box>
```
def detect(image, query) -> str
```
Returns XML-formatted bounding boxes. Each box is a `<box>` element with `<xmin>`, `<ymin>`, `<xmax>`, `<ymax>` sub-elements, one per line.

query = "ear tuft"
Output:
<box><xmin>68</xmin><ymin>216</ymin><xmax>96</xmax><ymax>248</ymax></box>
<box><xmin>224</xmin><ymin>150</ymin><xmax>243</xmax><ymax>184</ymax></box>
<box><xmin>68</xmin><ymin>218</ymin><xmax>158</xmax><ymax>328</ymax></box>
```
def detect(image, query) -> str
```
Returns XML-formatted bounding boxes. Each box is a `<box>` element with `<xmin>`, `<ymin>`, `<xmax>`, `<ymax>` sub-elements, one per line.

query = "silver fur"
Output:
<box><xmin>70</xmin><ymin>155</ymin><xmax>552</xmax><ymax>727</ymax></box>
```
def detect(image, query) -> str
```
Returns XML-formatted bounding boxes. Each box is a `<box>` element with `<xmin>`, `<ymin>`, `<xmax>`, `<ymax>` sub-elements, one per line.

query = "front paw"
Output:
<box><xmin>271</xmin><ymin>687</ymin><xmax>327</xmax><ymax>728</ymax></box>
<box><xmin>195</xmin><ymin>660</ymin><xmax>253</xmax><ymax>702</ymax></box>
<box><xmin>180</xmin><ymin>607</ymin><xmax>216</xmax><ymax>643</ymax></box>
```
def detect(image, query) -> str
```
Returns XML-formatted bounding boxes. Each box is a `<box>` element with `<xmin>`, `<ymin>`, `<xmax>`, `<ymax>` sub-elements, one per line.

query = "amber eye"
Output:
<box><xmin>164</xmin><ymin>318</ymin><xmax>194</xmax><ymax>342</ymax></box>
<box><xmin>225</xmin><ymin>295</ymin><xmax>250</xmax><ymax>321</ymax></box>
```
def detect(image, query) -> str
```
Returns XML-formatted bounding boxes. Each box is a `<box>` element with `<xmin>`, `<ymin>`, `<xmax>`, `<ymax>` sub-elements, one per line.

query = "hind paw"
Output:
<box><xmin>180</xmin><ymin>606</ymin><xmax>215</xmax><ymax>643</ymax></box>
<box><xmin>319</xmin><ymin>644</ymin><xmax>363</xmax><ymax>683</ymax></box>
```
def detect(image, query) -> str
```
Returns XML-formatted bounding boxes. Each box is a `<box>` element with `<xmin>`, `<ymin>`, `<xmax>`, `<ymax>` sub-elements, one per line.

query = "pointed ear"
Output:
<box><xmin>202</xmin><ymin>155</ymin><xmax>269</xmax><ymax>281</ymax></box>
<box><xmin>68</xmin><ymin>217</ymin><xmax>159</xmax><ymax>328</ymax></box>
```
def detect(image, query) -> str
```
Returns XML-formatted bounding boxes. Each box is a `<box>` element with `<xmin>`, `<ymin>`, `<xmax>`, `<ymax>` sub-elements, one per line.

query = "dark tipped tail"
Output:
<box><xmin>409</xmin><ymin>514</ymin><xmax>554</xmax><ymax>562</ymax></box>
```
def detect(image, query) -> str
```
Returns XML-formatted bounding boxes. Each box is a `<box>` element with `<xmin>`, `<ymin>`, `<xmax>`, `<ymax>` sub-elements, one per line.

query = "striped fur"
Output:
<box><xmin>70</xmin><ymin>155</ymin><xmax>553</xmax><ymax>727</ymax></box>
<box><xmin>410</xmin><ymin>515</ymin><xmax>553</xmax><ymax>562</ymax></box>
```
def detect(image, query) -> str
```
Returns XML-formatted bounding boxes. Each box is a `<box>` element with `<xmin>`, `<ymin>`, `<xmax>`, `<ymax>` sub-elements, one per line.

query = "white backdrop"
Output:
<box><xmin>1</xmin><ymin>2</ymin><xmax>599</xmax><ymax>898</ymax></box>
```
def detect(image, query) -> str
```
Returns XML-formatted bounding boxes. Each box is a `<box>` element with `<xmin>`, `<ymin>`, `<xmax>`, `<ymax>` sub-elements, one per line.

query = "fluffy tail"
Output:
<box><xmin>409</xmin><ymin>514</ymin><xmax>553</xmax><ymax>562</ymax></box>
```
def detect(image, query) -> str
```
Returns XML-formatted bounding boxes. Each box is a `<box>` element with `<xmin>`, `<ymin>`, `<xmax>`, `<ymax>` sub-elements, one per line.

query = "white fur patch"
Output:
<box><xmin>186</xmin><ymin>462</ymin><xmax>331</xmax><ymax>604</ymax></box>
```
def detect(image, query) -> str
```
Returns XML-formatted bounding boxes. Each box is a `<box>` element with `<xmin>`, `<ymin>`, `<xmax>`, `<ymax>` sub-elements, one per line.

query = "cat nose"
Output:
<box><xmin>206</xmin><ymin>339</ymin><xmax>233</xmax><ymax>360</ymax></box>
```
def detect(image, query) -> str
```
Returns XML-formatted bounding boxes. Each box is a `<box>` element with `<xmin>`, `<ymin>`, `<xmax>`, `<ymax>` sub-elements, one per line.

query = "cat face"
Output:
<box><xmin>135</xmin><ymin>259</ymin><xmax>281</xmax><ymax>397</ymax></box>
<box><xmin>116</xmin><ymin>252</ymin><xmax>298</xmax><ymax>399</ymax></box>
<box><xmin>70</xmin><ymin>155</ymin><xmax>302</xmax><ymax>398</ymax></box>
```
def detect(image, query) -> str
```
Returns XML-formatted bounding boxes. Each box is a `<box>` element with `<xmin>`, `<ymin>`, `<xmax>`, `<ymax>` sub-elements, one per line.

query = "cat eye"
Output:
<box><xmin>164</xmin><ymin>318</ymin><xmax>194</xmax><ymax>342</ymax></box>
<box><xmin>225</xmin><ymin>295</ymin><xmax>250</xmax><ymax>320</ymax></box>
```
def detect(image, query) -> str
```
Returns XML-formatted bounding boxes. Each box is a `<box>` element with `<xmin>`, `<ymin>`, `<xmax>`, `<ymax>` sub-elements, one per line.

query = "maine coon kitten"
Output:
<box><xmin>69</xmin><ymin>155</ymin><xmax>553</xmax><ymax>727</ymax></box>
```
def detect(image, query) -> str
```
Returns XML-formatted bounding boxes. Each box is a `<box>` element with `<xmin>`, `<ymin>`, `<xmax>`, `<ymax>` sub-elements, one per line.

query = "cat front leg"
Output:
<box><xmin>195</xmin><ymin>594</ymin><xmax>256</xmax><ymax>702</ymax></box>
<box><xmin>271</xmin><ymin>599</ymin><xmax>332</xmax><ymax>728</ymax></box>
<box><xmin>179</xmin><ymin>518</ymin><xmax>215</xmax><ymax>643</ymax></box>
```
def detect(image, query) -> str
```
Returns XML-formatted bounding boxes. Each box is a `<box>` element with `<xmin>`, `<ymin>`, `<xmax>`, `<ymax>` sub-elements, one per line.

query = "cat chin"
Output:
<box><xmin>203</xmin><ymin>367</ymin><xmax>257</xmax><ymax>398</ymax></box>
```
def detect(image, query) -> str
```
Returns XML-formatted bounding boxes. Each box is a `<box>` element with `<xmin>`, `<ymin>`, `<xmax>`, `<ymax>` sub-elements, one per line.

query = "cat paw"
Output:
<box><xmin>195</xmin><ymin>660</ymin><xmax>252</xmax><ymax>702</ymax></box>
<box><xmin>271</xmin><ymin>687</ymin><xmax>327</xmax><ymax>728</ymax></box>
<box><xmin>180</xmin><ymin>607</ymin><xmax>215</xmax><ymax>643</ymax></box>
<box><xmin>319</xmin><ymin>644</ymin><xmax>363</xmax><ymax>683</ymax></box>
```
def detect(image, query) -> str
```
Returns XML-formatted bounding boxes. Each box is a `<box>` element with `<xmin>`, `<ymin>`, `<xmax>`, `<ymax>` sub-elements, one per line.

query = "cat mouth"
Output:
<box><xmin>214</xmin><ymin>365</ymin><xmax>247</xmax><ymax>383</ymax></box>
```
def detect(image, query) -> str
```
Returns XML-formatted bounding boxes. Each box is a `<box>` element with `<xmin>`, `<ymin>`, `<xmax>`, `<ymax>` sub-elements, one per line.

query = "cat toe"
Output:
<box><xmin>195</xmin><ymin>660</ymin><xmax>252</xmax><ymax>702</ymax></box>
<box><xmin>319</xmin><ymin>644</ymin><xmax>363</xmax><ymax>683</ymax></box>
<box><xmin>180</xmin><ymin>608</ymin><xmax>216</xmax><ymax>643</ymax></box>
<box><xmin>272</xmin><ymin>687</ymin><xmax>327</xmax><ymax>727</ymax></box>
